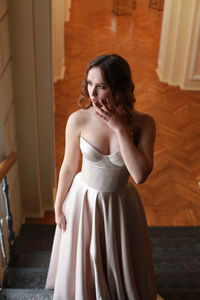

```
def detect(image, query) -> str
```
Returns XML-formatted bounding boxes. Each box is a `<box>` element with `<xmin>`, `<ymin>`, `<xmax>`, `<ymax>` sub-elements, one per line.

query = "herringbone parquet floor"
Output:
<box><xmin>52</xmin><ymin>0</ymin><xmax>200</xmax><ymax>226</ymax></box>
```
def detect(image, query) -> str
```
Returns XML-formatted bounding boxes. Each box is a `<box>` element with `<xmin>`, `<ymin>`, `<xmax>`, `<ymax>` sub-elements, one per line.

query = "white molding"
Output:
<box><xmin>156</xmin><ymin>67</ymin><xmax>200</xmax><ymax>90</ymax></box>
<box><xmin>188</xmin><ymin>5</ymin><xmax>200</xmax><ymax>80</ymax></box>
<box><xmin>61</xmin><ymin>65</ymin><xmax>66</xmax><ymax>79</ymax></box>
<box><xmin>180</xmin><ymin>84</ymin><xmax>200</xmax><ymax>91</ymax></box>
<box><xmin>54</xmin><ymin>64</ymin><xmax>65</xmax><ymax>82</ymax></box>
<box><xmin>191</xmin><ymin>74</ymin><xmax>200</xmax><ymax>80</ymax></box>
<box><xmin>156</xmin><ymin>68</ymin><xmax>178</xmax><ymax>85</ymax></box>
<box><xmin>157</xmin><ymin>0</ymin><xmax>172</xmax><ymax>76</ymax></box>
<box><xmin>52</xmin><ymin>0</ymin><xmax>65</xmax><ymax>82</ymax></box>
<box><xmin>156</xmin><ymin>67</ymin><xmax>164</xmax><ymax>82</ymax></box>
<box><xmin>65</xmin><ymin>0</ymin><xmax>72</xmax><ymax>22</ymax></box>
<box><xmin>157</xmin><ymin>0</ymin><xmax>200</xmax><ymax>90</ymax></box>
<box><xmin>168</xmin><ymin>0</ymin><xmax>182</xmax><ymax>81</ymax></box>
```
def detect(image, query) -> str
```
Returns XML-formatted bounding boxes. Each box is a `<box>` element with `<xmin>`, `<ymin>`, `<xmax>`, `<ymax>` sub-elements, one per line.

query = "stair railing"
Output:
<box><xmin>0</xmin><ymin>152</ymin><xmax>18</xmax><ymax>271</ymax></box>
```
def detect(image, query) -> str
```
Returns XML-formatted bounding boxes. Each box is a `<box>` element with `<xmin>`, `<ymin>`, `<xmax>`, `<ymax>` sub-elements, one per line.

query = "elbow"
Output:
<box><xmin>134</xmin><ymin>176</ymin><xmax>147</xmax><ymax>185</ymax></box>
<box><xmin>59</xmin><ymin>165</ymin><xmax>77</xmax><ymax>179</ymax></box>
<box><xmin>133</xmin><ymin>167</ymin><xmax>152</xmax><ymax>185</ymax></box>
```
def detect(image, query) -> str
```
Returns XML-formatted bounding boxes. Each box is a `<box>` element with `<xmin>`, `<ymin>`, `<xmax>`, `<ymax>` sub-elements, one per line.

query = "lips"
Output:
<box><xmin>91</xmin><ymin>98</ymin><xmax>102</xmax><ymax>107</ymax></box>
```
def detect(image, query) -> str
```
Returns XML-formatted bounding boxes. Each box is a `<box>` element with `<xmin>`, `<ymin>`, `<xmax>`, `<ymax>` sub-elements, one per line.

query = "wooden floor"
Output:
<box><xmin>27</xmin><ymin>0</ymin><xmax>200</xmax><ymax>226</ymax></box>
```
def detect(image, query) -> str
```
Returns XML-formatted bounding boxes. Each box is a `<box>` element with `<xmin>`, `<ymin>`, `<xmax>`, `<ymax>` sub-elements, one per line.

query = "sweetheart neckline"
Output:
<box><xmin>80</xmin><ymin>136</ymin><xmax>121</xmax><ymax>157</ymax></box>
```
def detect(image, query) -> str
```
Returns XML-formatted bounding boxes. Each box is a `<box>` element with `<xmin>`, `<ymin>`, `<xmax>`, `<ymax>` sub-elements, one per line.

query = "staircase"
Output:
<box><xmin>1</xmin><ymin>224</ymin><xmax>55</xmax><ymax>299</ymax></box>
<box><xmin>150</xmin><ymin>227</ymin><xmax>200</xmax><ymax>300</ymax></box>
<box><xmin>0</xmin><ymin>225</ymin><xmax>200</xmax><ymax>299</ymax></box>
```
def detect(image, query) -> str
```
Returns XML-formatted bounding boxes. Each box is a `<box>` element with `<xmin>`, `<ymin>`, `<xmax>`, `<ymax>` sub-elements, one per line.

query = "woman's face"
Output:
<box><xmin>87</xmin><ymin>67</ymin><xmax>112</xmax><ymax>108</ymax></box>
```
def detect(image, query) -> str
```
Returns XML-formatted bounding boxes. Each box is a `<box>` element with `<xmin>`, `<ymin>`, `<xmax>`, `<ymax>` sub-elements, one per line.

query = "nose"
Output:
<box><xmin>91</xmin><ymin>85</ymin><xmax>97</xmax><ymax>98</ymax></box>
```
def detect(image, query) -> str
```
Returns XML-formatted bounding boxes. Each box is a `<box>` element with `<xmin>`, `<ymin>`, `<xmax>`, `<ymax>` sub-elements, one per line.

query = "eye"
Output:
<box><xmin>98</xmin><ymin>85</ymin><xmax>107</xmax><ymax>89</ymax></box>
<box><xmin>86</xmin><ymin>80</ymin><xmax>92</xmax><ymax>86</ymax></box>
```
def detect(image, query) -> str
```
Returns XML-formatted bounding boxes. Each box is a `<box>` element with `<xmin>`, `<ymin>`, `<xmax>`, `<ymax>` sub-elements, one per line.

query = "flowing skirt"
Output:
<box><xmin>45</xmin><ymin>173</ymin><xmax>157</xmax><ymax>300</ymax></box>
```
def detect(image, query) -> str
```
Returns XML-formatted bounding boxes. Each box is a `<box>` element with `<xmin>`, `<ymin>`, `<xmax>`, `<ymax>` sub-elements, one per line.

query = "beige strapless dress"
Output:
<box><xmin>45</xmin><ymin>136</ymin><xmax>159</xmax><ymax>300</ymax></box>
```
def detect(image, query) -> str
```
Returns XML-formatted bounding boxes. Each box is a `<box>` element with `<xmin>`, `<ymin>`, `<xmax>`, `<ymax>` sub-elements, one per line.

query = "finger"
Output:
<box><xmin>93</xmin><ymin>102</ymin><xmax>102</xmax><ymax>113</ymax></box>
<box><xmin>95</xmin><ymin>111</ymin><xmax>108</xmax><ymax>121</ymax></box>
<box><xmin>101</xmin><ymin>98</ymin><xmax>108</xmax><ymax>107</ymax></box>
<box><xmin>94</xmin><ymin>104</ymin><xmax>109</xmax><ymax>118</ymax></box>
<box><xmin>93</xmin><ymin>101</ymin><xmax>102</xmax><ymax>109</ymax></box>
<box><xmin>101</xmin><ymin>98</ymin><xmax>115</xmax><ymax>114</ymax></box>
<box><xmin>57</xmin><ymin>221</ymin><xmax>62</xmax><ymax>228</ymax></box>
<box><xmin>98</xmin><ymin>106</ymin><xmax>110</xmax><ymax>116</ymax></box>
<box><xmin>100</xmin><ymin>99</ymin><xmax>110</xmax><ymax>112</ymax></box>
<box><xmin>57</xmin><ymin>223</ymin><xmax>62</xmax><ymax>230</ymax></box>
<box><xmin>61</xmin><ymin>222</ymin><xmax>66</xmax><ymax>232</ymax></box>
<box><xmin>105</xmin><ymin>99</ymin><xmax>116</xmax><ymax>113</ymax></box>
<box><xmin>61</xmin><ymin>218</ymin><xmax>66</xmax><ymax>231</ymax></box>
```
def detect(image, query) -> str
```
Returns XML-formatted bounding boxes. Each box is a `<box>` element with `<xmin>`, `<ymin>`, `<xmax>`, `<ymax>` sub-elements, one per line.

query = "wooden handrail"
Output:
<box><xmin>0</xmin><ymin>152</ymin><xmax>17</xmax><ymax>182</ymax></box>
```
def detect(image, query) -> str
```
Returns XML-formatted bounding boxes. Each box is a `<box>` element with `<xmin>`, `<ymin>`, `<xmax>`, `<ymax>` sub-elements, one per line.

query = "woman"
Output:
<box><xmin>45</xmin><ymin>54</ymin><xmax>163</xmax><ymax>300</ymax></box>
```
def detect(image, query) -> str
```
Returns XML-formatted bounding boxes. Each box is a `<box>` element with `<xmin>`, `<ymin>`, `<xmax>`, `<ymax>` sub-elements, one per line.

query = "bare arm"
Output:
<box><xmin>54</xmin><ymin>112</ymin><xmax>81</xmax><ymax>230</ymax></box>
<box><xmin>115</xmin><ymin>116</ymin><xmax>156</xmax><ymax>184</ymax></box>
<box><xmin>94</xmin><ymin>101</ymin><xmax>156</xmax><ymax>184</ymax></box>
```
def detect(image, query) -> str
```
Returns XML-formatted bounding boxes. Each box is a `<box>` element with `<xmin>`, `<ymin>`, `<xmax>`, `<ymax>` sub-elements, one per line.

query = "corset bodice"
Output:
<box><xmin>80</xmin><ymin>137</ymin><xmax>129</xmax><ymax>192</ymax></box>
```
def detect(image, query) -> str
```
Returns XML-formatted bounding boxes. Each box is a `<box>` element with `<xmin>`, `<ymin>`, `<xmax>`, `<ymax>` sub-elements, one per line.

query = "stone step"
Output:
<box><xmin>3</xmin><ymin>225</ymin><xmax>200</xmax><ymax>299</ymax></box>
<box><xmin>16</xmin><ymin>251</ymin><xmax>51</xmax><ymax>268</ymax></box>
<box><xmin>151</xmin><ymin>237</ymin><xmax>200</xmax><ymax>253</ymax></box>
<box><xmin>16</xmin><ymin>236</ymin><xmax>53</xmax><ymax>252</ymax></box>
<box><xmin>20</xmin><ymin>225</ymin><xmax>200</xmax><ymax>239</ymax></box>
<box><xmin>4</xmin><ymin>266</ymin><xmax>200</xmax><ymax>291</ymax></box>
<box><xmin>156</xmin><ymin>271</ymin><xmax>200</xmax><ymax>290</ymax></box>
<box><xmin>16</xmin><ymin>225</ymin><xmax>200</xmax><ymax>253</ymax></box>
<box><xmin>19</xmin><ymin>225</ymin><xmax>56</xmax><ymax>239</ymax></box>
<box><xmin>149</xmin><ymin>227</ymin><xmax>200</xmax><ymax>254</ymax></box>
<box><xmin>1</xmin><ymin>289</ymin><xmax>53</xmax><ymax>300</ymax></box>
<box><xmin>157</xmin><ymin>290</ymin><xmax>200</xmax><ymax>300</ymax></box>
<box><xmin>16</xmin><ymin>224</ymin><xmax>55</xmax><ymax>252</ymax></box>
<box><xmin>1</xmin><ymin>289</ymin><xmax>200</xmax><ymax>300</ymax></box>
<box><xmin>153</xmin><ymin>252</ymin><xmax>200</xmax><ymax>273</ymax></box>
<box><xmin>4</xmin><ymin>268</ymin><xmax>48</xmax><ymax>289</ymax></box>
<box><xmin>149</xmin><ymin>226</ymin><xmax>200</xmax><ymax>238</ymax></box>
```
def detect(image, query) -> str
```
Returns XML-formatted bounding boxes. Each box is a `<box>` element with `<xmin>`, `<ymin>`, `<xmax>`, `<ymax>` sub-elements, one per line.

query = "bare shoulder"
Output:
<box><xmin>67</xmin><ymin>108</ymin><xmax>91</xmax><ymax>127</ymax></box>
<box><xmin>67</xmin><ymin>108</ymin><xmax>89</xmax><ymax>123</ymax></box>
<box><xmin>133</xmin><ymin>110</ymin><xmax>156</xmax><ymax>130</ymax></box>
<box><xmin>66</xmin><ymin>108</ymin><xmax>91</xmax><ymax>135</ymax></box>
<box><xmin>132</xmin><ymin>110</ymin><xmax>156</xmax><ymax>144</ymax></box>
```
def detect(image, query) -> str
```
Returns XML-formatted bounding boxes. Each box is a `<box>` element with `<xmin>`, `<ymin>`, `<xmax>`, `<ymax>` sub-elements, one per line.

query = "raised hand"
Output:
<box><xmin>93</xmin><ymin>98</ymin><xmax>125</xmax><ymax>133</ymax></box>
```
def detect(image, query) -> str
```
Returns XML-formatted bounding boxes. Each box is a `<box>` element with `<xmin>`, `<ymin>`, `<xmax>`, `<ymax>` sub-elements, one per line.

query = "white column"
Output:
<box><xmin>8</xmin><ymin>0</ymin><xmax>56</xmax><ymax>218</ymax></box>
<box><xmin>0</xmin><ymin>0</ymin><xmax>23</xmax><ymax>235</ymax></box>
<box><xmin>52</xmin><ymin>0</ymin><xmax>65</xmax><ymax>82</ymax></box>
<box><xmin>65</xmin><ymin>0</ymin><xmax>72</xmax><ymax>22</ymax></box>
<box><xmin>156</xmin><ymin>0</ymin><xmax>200</xmax><ymax>90</ymax></box>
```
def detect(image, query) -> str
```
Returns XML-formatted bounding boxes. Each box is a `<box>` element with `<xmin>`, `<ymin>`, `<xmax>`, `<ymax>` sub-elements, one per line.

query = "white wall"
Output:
<box><xmin>8</xmin><ymin>0</ymin><xmax>56</xmax><ymax>218</ymax></box>
<box><xmin>0</xmin><ymin>0</ymin><xmax>22</xmax><ymax>233</ymax></box>
<box><xmin>0</xmin><ymin>0</ymin><xmax>22</xmax><ymax>280</ymax></box>
<box><xmin>157</xmin><ymin>0</ymin><xmax>200</xmax><ymax>90</ymax></box>
<box><xmin>0</xmin><ymin>0</ymin><xmax>56</xmax><ymax>281</ymax></box>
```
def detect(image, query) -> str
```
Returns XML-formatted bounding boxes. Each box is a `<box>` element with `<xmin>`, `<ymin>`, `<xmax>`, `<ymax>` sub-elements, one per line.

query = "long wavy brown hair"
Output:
<box><xmin>78</xmin><ymin>54</ymin><xmax>137</xmax><ymax>132</ymax></box>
